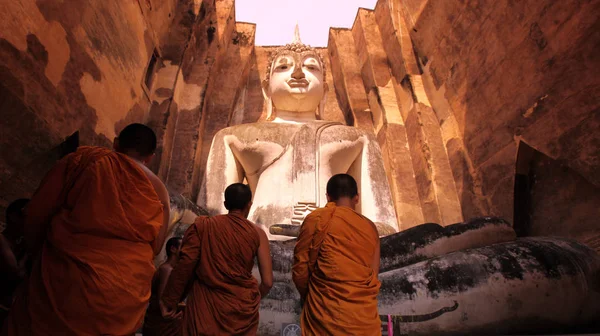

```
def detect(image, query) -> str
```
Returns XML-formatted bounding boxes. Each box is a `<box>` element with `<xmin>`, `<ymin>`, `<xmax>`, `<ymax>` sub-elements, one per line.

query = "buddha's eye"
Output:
<box><xmin>277</xmin><ymin>65</ymin><xmax>289</xmax><ymax>70</ymax></box>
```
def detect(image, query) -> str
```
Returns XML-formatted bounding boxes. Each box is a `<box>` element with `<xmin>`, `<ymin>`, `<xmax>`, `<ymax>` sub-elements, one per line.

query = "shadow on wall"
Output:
<box><xmin>408</xmin><ymin>0</ymin><xmax>600</xmax><ymax>249</ymax></box>
<box><xmin>514</xmin><ymin>141</ymin><xmax>600</xmax><ymax>250</ymax></box>
<box><xmin>0</xmin><ymin>0</ymin><xmax>192</xmax><ymax>215</ymax></box>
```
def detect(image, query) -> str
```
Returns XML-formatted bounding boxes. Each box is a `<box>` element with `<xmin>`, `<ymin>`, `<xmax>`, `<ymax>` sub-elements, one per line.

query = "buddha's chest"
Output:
<box><xmin>227</xmin><ymin>124</ymin><xmax>366</xmax><ymax>175</ymax></box>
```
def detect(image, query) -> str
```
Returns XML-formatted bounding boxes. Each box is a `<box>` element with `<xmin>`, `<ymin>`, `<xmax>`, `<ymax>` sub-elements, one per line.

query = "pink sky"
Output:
<box><xmin>235</xmin><ymin>0</ymin><xmax>378</xmax><ymax>47</ymax></box>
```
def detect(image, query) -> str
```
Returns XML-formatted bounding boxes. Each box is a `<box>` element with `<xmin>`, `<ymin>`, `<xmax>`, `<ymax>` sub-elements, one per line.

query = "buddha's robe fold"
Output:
<box><xmin>293</xmin><ymin>202</ymin><xmax>381</xmax><ymax>335</ymax></box>
<box><xmin>163</xmin><ymin>214</ymin><xmax>261</xmax><ymax>336</ymax></box>
<box><xmin>3</xmin><ymin>146</ymin><xmax>164</xmax><ymax>336</ymax></box>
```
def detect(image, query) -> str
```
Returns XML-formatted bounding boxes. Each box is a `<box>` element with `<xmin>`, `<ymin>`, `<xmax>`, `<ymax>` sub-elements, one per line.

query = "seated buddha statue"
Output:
<box><xmin>197</xmin><ymin>29</ymin><xmax>398</xmax><ymax>239</ymax></box>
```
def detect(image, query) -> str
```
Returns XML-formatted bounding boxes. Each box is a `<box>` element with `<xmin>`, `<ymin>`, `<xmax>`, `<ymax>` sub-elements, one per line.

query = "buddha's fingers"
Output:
<box><xmin>269</xmin><ymin>224</ymin><xmax>300</xmax><ymax>237</ymax></box>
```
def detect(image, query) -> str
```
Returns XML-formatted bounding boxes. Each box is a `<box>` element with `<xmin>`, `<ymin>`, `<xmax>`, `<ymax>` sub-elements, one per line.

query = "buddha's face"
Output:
<box><xmin>267</xmin><ymin>51</ymin><xmax>326</xmax><ymax>112</ymax></box>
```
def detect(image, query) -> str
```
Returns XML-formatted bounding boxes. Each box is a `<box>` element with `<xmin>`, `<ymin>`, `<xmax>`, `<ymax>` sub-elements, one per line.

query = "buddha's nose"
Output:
<box><xmin>291</xmin><ymin>65</ymin><xmax>305</xmax><ymax>79</ymax></box>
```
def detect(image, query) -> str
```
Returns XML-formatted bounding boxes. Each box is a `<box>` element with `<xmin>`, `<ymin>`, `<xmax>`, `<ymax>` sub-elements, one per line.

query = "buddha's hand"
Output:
<box><xmin>375</xmin><ymin>222</ymin><xmax>398</xmax><ymax>237</ymax></box>
<box><xmin>269</xmin><ymin>224</ymin><xmax>301</xmax><ymax>237</ymax></box>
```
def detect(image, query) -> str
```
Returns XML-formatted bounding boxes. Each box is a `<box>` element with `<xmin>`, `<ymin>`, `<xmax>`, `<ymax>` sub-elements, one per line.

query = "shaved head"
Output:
<box><xmin>224</xmin><ymin>183</ymin><xmax>252</xmax><ymax>211</ymax></box>
<box><xmin>326</xmin><ymin>174</ymin><xmax>358</xmax><ymax>201</ymax></box>
<box><xmin>116</xmin><ymin>123</ymin><xmax>157</xmax><ymax>157</ymax></box>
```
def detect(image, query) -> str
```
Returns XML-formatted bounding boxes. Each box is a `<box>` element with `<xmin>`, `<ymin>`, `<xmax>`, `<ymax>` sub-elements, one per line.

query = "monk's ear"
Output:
<box><xmin>352</xmin><ymin>194</ymin><xmax>359</xmax><ymax>205</ymax></box>
<box><xmin>326</xmin><ymin>194</ymin><xmax>332</xmax><ymax>203</ymax></box>
<box><xmin>141</xmin><ymin>153</ymin><xmax>155</xmax><ymax>165</ymax></box>
<box><xmin>243</xmin><ymin>201</ymin><xmax>253</xmax><ymax>218</ymax></box>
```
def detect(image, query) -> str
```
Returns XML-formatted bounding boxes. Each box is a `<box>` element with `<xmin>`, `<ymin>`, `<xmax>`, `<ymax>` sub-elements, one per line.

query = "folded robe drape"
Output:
<box><xmin>162</xmin><ymin>214</ymin><xmax>261</xmax><ymax>336</ymax></box>
<box><xmin>143</xmin><ymin>268</ymin><xmax>182</xmax><ymax>336</ymax></box>
<box><xmin>293</xmin><ymin>202</ymin><xmax>381</xmax><ymax>336</ymax></box>
<box><xmin>3</xmin><ymin>146</ymin><xmax>164</xmax><ymax>336</ymax></box>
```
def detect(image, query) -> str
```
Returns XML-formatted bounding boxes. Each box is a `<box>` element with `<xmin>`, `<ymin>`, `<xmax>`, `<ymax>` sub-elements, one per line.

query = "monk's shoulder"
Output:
<box><xmin>133</xmin><ymin>162</ymin><xmax>168</xmax><ymax>202</ymax></box>
<box><xmin>356</xmin><ymin>213</ymin><xmax>379</xmax><ymax>241</ymax></box>
<box><xmin>194</xmin><ymin>215</ymin><xmax>209</xmax><ymax>222</ymax></box>
<box><xmin>303</xmin><ymin>206</ymin><xmax>331</xmax><ymax>224</ymax></box>
<box><xmin>193</xmin><ymin>215</ymin><xmax>210</xmax><ymax>226</ymax></box>
<box><xmin>74</xmin><ymin>145</ymin><xmax>108</xmax><ymax>156</ymax></box>
<box><xmin>240</xmin><ymin>217</ymin><xmax>262</xmax><ymax>241</ymax></box>
<box><xmin>336</xmin><ymin>207</ymin><xmax>376</xmax><ymax>226</ymax></box>
<box><xmin>251</xmin><ymin>222</ymin><xmax>266</xmax><ymax>243</ymax></box>
<box><xmin>62</xmin><ymin>146</ymin><xmax>108</xmax><ymax>166</ymax></box>
<box><xmin>136</xmin><ymin>161</ymin><xmax>159</xmax><ymax>182</ymax></box>
<box><xmin>194</xmin><ymin>214</ymin><xmax>232</xmax><ymax>228</ymax></box>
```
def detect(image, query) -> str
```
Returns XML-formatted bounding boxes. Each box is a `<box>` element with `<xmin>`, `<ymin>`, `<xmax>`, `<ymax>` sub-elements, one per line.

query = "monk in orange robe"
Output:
<box><xmin>143</xmin><ymin>237</ymin><xmax>183</xmax><ymax>336</ymax></box>
<box><xmin>0</xmin><ymin>199</ymin><xmax>29</xmax><ymax>329</ymax></box>
<box><xmin>161</xmin><ymin>183</ymin><xmax>273</xmax><ymax>336</ymax></box>
<box><xmin>293</xmin><ymin>174</ymin><xmax>381</xmax><ymax>335</ymax></box>
<box><xmin>2</xmin><ymin>123</ymin><xmax>170</xmax><ymax>336</ymax></box>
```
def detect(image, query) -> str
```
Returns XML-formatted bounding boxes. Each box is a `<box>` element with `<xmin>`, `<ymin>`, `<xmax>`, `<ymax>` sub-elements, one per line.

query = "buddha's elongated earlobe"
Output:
<box><xmin>266</xmin><ymin>99</ymin><xmax>275</xmax><ymax>121</ymax></box>
<box><xmin>316</xmin><ymin>83</ymin><xmax>328</xmax><ymax>120</ymax></box>
<box><xmin>262</xmin><ymin>79</ymin><xmax>276</xmax><ymax>121</ymax></box>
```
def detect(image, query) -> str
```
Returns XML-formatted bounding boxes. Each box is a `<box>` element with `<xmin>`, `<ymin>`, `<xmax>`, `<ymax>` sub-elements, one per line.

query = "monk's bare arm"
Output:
<box><xmin>161</xmin><ymin>222</ymin><xmax>201</xmax><ymax>313</ymax></box>
<box><xmin>25</xmin><ymin>157</ymin><xmax>68</xmax><ymax>254</ymax></box>
<box><xmin>292</xmin><ymin>214</ymin><xmax>317</xmax><ymax>299</ymax></box>
<box><xmin>157</xmin><ymin>264</ymin><xmax>173</xmax><ymax>299</ymax></box>
<box><xmin>0</xmin><ymin>235</ymin><xmax>19</xmax><ymax>277</ymax></box>
<box><xmin>144</xmin><ymin>169</ymin><xmax>170</xmax><ymax>256</ymax></box>
<box><xmin>255</xmin><ymin>227</ymin><xmax>273</xmax><ymax>298</ymax></box>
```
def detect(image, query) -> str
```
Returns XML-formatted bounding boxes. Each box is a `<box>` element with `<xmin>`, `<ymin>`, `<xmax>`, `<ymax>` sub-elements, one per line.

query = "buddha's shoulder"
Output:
<box><xmin>213</xmin><ymin>121</ymin><xmax>373</xmax><ymax>143</ymax></box>
<box><xmin>214</xmin><ymin>122</ymin><xmax>303</xmax><ymax>136</ymax></box>
<box><xmin>318</xmin><ymin>122</ymin><xmax>375</xmax><ymax>141</ymax></box>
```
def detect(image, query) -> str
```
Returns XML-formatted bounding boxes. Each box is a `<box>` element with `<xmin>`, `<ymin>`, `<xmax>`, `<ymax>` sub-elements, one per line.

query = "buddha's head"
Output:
<box><xmin>263</xmin><ymin>26</ymin><xmax>328</xmax><ymax>121</ymax></box>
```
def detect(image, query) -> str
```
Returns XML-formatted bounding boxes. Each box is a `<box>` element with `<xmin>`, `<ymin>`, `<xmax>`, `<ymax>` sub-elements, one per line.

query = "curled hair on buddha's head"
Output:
<box><xmin>265</xmin><ymin>23</ymin><xmax>326</xmax><ymax>81</ymax></box>
<box><xmin>265</xmin><ymin>44</ymin><xmax>327</xmax><ymax>83</ymax></box>
<box><xmin>224</xmin><ymin>183</ymin><xmax>252</xmax><ymax>211</ymax></box>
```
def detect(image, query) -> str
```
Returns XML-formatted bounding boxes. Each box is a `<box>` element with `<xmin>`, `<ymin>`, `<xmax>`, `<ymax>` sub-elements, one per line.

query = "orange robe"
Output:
<box><xmin>142</xmin><ymin>265</ymin><xmax>182</xmax><ymax>336</ymax></box>
<box><xmin>3</xmin><ymin>146</ymin><xmax>164</xmax><ymax>336</ymax></box>
<box><xmin>293</xmin><ymin>202</ymin><xmax>381</xmax><ymax>335</ymax></box>
<box><xmin>162</xmin><ymin>214</ymin><xmax>261</xmax><ymax>336</ymax></box>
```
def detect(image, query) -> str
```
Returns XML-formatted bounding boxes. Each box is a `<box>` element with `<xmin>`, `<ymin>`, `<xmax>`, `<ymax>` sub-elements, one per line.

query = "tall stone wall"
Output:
<box><xmin>328</xmin><ymin>3</ymin><xmax>465</xmax><ymax>230</ymax></box>
<box><xmin>323</xmin><ymin>0</ymin><xmax>599</xmax><ymax>246</ymax></box>
<box><xmin>157</xmin><ymin>0</ymin><xmax>257</xmax><ymax>199</ymax></box>
<box><xmin>395</xmin><ymin>0</ymin><xmax>600</xmax><ymax>248</ymax></box>
<box><xmin>0</xmin><ymin>0</ymin><xmax>197</xmax><ymax>216</ymax></box>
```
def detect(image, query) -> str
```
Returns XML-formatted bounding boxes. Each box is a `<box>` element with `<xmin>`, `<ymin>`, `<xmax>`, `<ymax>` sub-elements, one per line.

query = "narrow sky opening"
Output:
<box><xmin>235</xmin><ymin>0</ymin><xmax>378</xmax><ymax>47</ymax></box>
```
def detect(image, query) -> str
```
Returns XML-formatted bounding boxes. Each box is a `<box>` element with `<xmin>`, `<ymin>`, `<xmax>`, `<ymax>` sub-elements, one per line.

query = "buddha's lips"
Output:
<box><xmin>287</xmin><ymin>79</ymin><xmax>309</xmax><ymax>87</ymax></box>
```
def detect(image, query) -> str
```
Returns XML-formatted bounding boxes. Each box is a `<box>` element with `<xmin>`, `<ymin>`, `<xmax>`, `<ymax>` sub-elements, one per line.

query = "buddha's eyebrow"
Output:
<box><xmin>277</xmin><ymin>57</ymin><xmax>290</xmax><ymax>64</ymax></box>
